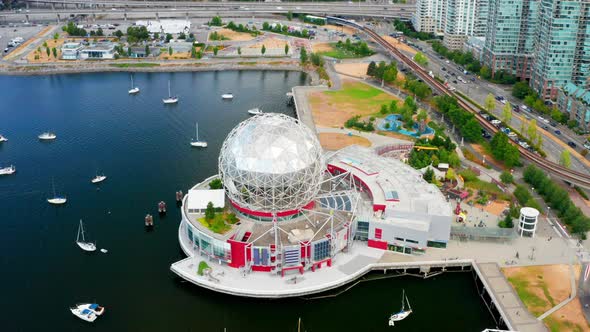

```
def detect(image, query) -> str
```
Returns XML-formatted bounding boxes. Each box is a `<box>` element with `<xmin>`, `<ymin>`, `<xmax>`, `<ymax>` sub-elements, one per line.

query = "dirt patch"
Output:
<box><xmin>324</xmin><ymin>24</ymin><xmax>356</xmax><ymax>35</ymax></box>
<box><xmin>474</xmin><ymin>200</ymin><xmax>509</xmax><ymax>216</ymax></box>
<box><xmin>216</xmin><ymin>28</ymin><xmax>256</xmax><ymax>41</ymax></box>
<box><xmin>159</xmin><ymin>52</ymin><xmax>191</xmax><ymax>60</ymax></box>
<box><xmin>319</xmin><ymin>133</ymin><xmax>371</xmax><ymax>150</ymax></box>
<box><xmin>503</xmin><ymin>264</ymin><xmax>579</xmax><ymax>318</ymax></box>
<box><xmin>334</xmin><ymin>63</ymin><xmax>369</xmax><ymax>78</ymax></box>
<box><xmin>248</xmin><ymin>37</ymin><xmax>287</xmax><ymax>50</ymax></box>
<box><xmin>5</xmin><ymin>26</ymin><xmax>53</xmax><ymax>61</ymax></box>
<box><xmin>26</xmin><ymin>38</ymin><xmax>64</xmax><ymax>63</ymax></box>
<box><xmin>312</xmin><ymin>42</ymin><xmax>334</xmax><ymax>53</ymax></box>
<box><xmin>546</xmin><ymin>298</ymin><xmax>590</xmax><ymax>332</ymax></box>
<box><xmin>382</xmin><ymin>36</ymin><xmax>417</xmax><ymax>56</ymax></box>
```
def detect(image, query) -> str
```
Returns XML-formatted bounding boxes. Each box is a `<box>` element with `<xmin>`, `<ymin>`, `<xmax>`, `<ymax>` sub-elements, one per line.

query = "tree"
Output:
<box><xmin>205</xmin><ymin>202</ymin><xmax>215</xmax><ymax>220</ymax></box>
<box><xmin>165</xmin><ymin>33</ymin><xmax>173</xmax><ymax>43</ymax></box>
<box><xmin>461</xmin><ymin>119</ymin><xmax>482</xmax><ymax>142</ymax></box>
<box><xmin>190</xmin><ymin>45</ymin><xmax>197</xmax><ymax>58</ymax></box>
<box><xmin>287</xmin><ymin>11</ymin><xmax>293</xmax><ymax>21</ymax></box>
<box><xmin>500</xmin><ymin>171</ymin><xmax>514</xmax><ymax>184</ymax></box>
<box><xmin>446</xmin><ymin>168</ymin><xmax>456</xmax><ymax>182</ymax></box>
<box><xmin>114</xmin><ymin>30</ymin><xmax>124</xmax><ymax>39</ymax></box>
<box><xmin>210</xmin><ymin>16</ymin><xmax>223</xmax><ymax>26</ymax></box>
<box><xmin>413</xmin><ymin>52</ymin><xmax>428</xmax><ymax>66</ymax></box>
<box><xmin>168</xmin><ymin>46</ymin><xmax>173</xmax><ymax>56</ymax></box>
<box><xmin>527</xmin><ymin>119</ymin><xmax>537</xmax><ymax>141</ymax></box>
<box><xmin>560</xmin><ymin>150</ymin><xmax>572</xmax><ymax>168</ymax></box>
<box><xmin>262</xmin><ymin>22</ymin><xmax>270</xmax><ymax>30</ymax></box>
<box><xmin>53</xmin><ymin>32</ymin><xmax>59</xmax><ymax>40</ymax></box>
<box><xmin>145</xmin><ymin>44</ymin><xmax>150</xmax><ymax>56</ymax></box>
<box><xmin>502</xmin><ymin>102</ymin><xmax>512</xmax><ymax>123</ymax></box>
<box><xmin>213</xmin><ymin>46</ymin><xmax>219</xmax><ymax>56</ymax></box>
<box><xmin>52</xmin><ymin>47</ymin><xmax>57</xmax><ymax>58</ymax></box>
<box><xmin>284</xmin><ymin>43</ymin><xmax>289</xmax><ymax>55</ymax></box>
<box><xmin>536</xmin><ymin>134</ymin><xmax>543</xmax><ymax>149</ymax></box>
<box><xmin>300</xmin><ymin>47</ymin><xmax>308</xmax><ymax>64</ymax></box>
<box><xmin>423</xmin><ymin>167</ymin><xmax>435</xmax><ymax>183</ymax></box>
<box><xmin>237</xmin><ymin>47</ymin><xmax>242</xmax><ymax>55</ymax></box>
<box><xmin>96</xmin><ymin>28</ymin><xmax>104</xmax><ymax>36</ymax></box>
<box><xmin>484</xmin><ymin>93</ymin><xmax>496</xmax><ymax>113</ymax></box>
<box><xmin>261</xmin><ymin>44</ymin><xmax>266</xmax><ymax>55</ymax></box>
<box><xmin>383</xmin><ymin>67</ymin><xmax>398</xmax><ymax>83</ymax></box>
<box><xmin>367</xmin><ymin>61</ymin><xmax>376</xmax><ymax>77</ymax></box>
<box><xmin>46</xmin><ymin>47</ymin><xmax>50</xmax><ymax>57</ymax></box>
<box><xmin>209</xmin><ymin>178</ymin><xmax>223</xmax><ymax>189</ymax></box>
<box><xmin>479</xmin><ymin>65</ymin><xmax>491</xmax><ymax>79</ymax></box>
<box><xmin>512</xmin><ymin>81</ymin><xmax>533</xmax><ymax>99</ymax></box>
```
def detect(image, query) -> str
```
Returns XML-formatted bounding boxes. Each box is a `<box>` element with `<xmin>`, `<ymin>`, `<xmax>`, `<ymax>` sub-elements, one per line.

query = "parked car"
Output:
<box><xmin>550</xmin><ymin>122</ymin><xmax>558</xmax><ymax>127</ymax></box>
<box><xmin>441</xmin><ymin>67</ymin><xmax>446</xmax><ymax>71</ymax></box>
<box><xmin>555</xmin><ymin>130</ymin><xmax>561</xmax><ymax>135</ymax></box>
<box><xmin>584</xmin><ymin>142</ymin><xmax>590</xmax><ymax>150</ymax></box>
<box><xmin>568</xmin><ymin>141</ymin><xmax>577</xmax><ymax>148</ymax></box>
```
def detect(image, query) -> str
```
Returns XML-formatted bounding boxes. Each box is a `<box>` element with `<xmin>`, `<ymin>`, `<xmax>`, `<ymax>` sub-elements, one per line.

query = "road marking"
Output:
<box><xmin>584</xmin><ymin>264</ymin><xmax>590</xmax><ymax>282</ymax></box>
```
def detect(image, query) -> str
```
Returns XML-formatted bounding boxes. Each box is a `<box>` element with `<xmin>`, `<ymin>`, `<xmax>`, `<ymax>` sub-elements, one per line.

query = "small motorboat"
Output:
<box><xmin>76</xmin><ymin>303</ymin><xmax>105</xmax><ymax>316</ymax></box>
<box><xmin>158</xmin><ymin>201</ymin><xmax>167</xmax><ymax>214</ymax></box>
<box><xmin>0</xmin><ymin>165</ymin><xmax>16</xmax><ymax>175</ymax></box>
<box><xmin>389</xmin><ymin>289</ymin><xmax>412</xmax><ymax>326</ymax></box>
<box><xmin>38</xmin><ymin>132</ymin><xmax>57</xmax><ymax>140</ymax></box>
<box><xmin>76</xmin><ymin>220</ymin><xmax>97</xmax><ymax>252</ymax></box>
<box><xmin>248</xmin><ymin>107</ymin><xmax>263</xmax><ymax>115</ymax></box>
<box><xmin>91</xmin><ymin>175</ymin><xmax>107</xmax><ymax>184</ymax></box>
<box><xmin>100</xmin><ymin>249</ymin><xmax>108</xmax><ymax>254</ymax></box>
<box><xmin>0</xmin><ymin>134</ymin><xmax>7</xmax><ymax>142</ymax></box>
<box><xmin>70</xmin><ymin>307</ymin><xmax>97</xmax><ymax>322</ymax></box>
<box><xmin>221</xmin><ymin>93</ymin><xmax>234</xmax><ymax>100</ymax></box>
<box><xmin>145</xmin><ymin>214</ymin><xmax>154</xmax><ymax>226</ymax></box>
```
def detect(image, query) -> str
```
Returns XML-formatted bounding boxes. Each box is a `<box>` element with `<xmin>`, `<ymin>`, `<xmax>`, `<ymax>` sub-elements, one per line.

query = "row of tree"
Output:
<box><xmin>512</xmin><ymin>81</ymin><xmax>572</xmax><ymax>126</ymax></box>
<box><xmin>393</xmin><ymin>19</ymin><xmax>434</xmax><ymax>41</ymax></box>
<box><xmin>262</xmin><ymin>22</ymin><xmax>311</xmax><ymax>38</ymax></box>
<box><xmin>431</xmin><ymin>40</ymin><xmax>481</xmax><ymax>73</ymax></box>
<box><xmin>434</xmin><ymin>95</ymin><xmax>483</xmax><ymax>142</ymax></box>
<box><xmin>226</xmin><ymin>21</ymin><xmax>261</xmax><ymax>36</ymax></box>
<box><xmin>409</xmin><ymin>135</ymin><xmax>461</xmax><ymax>170</ymax></box>
<box><xmin>523</xmin><ymin>165</ymin><xmax>590</xmax><ymax>238</ymax></box>
<box><xmin>489</xmin><ymin>132</ymin><xmax>521</xmax><ymax>167</ymax></box>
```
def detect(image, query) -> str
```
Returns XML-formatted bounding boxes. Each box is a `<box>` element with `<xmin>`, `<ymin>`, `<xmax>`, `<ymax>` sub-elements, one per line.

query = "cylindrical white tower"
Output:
<box><xmin>518</xmin><ymin>207</ymin><xmax>539</xmax><ymax>237</ymax></box>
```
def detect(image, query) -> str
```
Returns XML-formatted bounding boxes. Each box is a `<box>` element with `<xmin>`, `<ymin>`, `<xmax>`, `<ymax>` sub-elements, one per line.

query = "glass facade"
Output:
<box><xmin>185</xmin><ymin>221</ymin><xmax>232</xmax><ymax>263</ymax></box>
<box><xmin>312</xmin><ymin>239</ymin><xmax>331</xmax><ymax>261</ymax></box>
<box><xmin>355</xmin><ymin>221</ymin><xmax>369</xmax><ymax>241</ymax></box>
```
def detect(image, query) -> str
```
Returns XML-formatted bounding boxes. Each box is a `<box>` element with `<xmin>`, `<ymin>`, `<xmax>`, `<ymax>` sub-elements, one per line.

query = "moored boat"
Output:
<box><xmin>70</xmin><ymin>307</ymin><xmax>97</xmax><ymax>322</ymax></box>
<box><xmin>0</xmin><ymin>165</ymin><xmax>16</xmax><ymax>175</ymax></box>
<box><xmin>221</xmin><ymin>93</ymin><xmax>234</xmax><ymax>100</ymax></box>
<box><xmin>38</xmin><ymin>132</ymin><xmax>57</xmax><ymax>140</ymax></box>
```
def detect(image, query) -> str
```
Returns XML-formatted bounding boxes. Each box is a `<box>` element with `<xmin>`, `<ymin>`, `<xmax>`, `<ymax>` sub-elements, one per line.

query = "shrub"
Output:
<box><xmin>198</xmin><ymin>261</ymin><xmax>210</xmax><ymax>276</ymax></box>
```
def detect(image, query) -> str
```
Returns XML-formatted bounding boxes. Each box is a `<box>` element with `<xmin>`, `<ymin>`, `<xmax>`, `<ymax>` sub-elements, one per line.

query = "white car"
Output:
<box><xmin>276</xmin><ymin>6</ymin><xmax>283</xmax><ymax>9</ymax></box>
<box><xmin>491</xmin><ymin>119</ymin><xmax>502</xmax><ymax>125</ymax></box>
<box><xmin>584</xmin><ymin>143</ymin><xmax>590</xmax><ymax>150</ymax></box>
<box><xmin>508</xmin><ymin>132</ymin><xmax>518</xmax><ymax>138</ymax></box>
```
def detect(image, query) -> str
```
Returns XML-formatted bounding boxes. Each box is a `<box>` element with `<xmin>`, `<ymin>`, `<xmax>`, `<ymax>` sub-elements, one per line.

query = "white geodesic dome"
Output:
<box><xmin>218</xmin><ymin>113</ymin><xmax>324</xmax><ymax>213</ymax></box>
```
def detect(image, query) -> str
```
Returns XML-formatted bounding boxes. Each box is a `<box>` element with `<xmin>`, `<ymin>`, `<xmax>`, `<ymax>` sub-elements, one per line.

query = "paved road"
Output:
<box><xmin>408</xmin><ymin>39</ymin><xmax>590</xmax><ymax>174</ymax></box>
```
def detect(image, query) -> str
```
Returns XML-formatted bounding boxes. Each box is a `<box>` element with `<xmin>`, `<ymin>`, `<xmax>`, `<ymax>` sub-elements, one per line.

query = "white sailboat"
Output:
<box><xmin>388</xmin><ymin>289</ymin><xmax>412</xmax><ymax>326</ymax></box>
<box><xmin>190</xmin><ymin>122</ymin><xmax>207</xmax><ymax>148</ymax></box>
<box><xmin>248</xmin><ymin>107</ymin><xmax>263</xmax><ymax>115</ymax></box>
<box><xmin>47</xmin><ymin>179</ymin><xmax>67</xmax><ymax>205</ymax></box>
<box><xmin>128</xmin><ymin>74</ymin><xmax>140</xmax><ymax>94</ymax></box>
<box><xmin>76</xmin><ymin>219</ymin><xmax>97</xmax><ymax>252</ymax></box>
<box><xmin>0</xmin><ymin>165</ymin><xmax>15</xmax><ymax>175</ymax></box>
<box><xmin>221</xmin><ymin>93</ymin><xmax>234</xmax><ymax>100</ymax></box>
<box><xmin>163</xmin><ymin>80</ymin><xmax>178</xmax><ymax>104</ymax></box>
<box><xmin>0</xmin><ymin>134</ymin><xmax>7</xmax><ymax>142</ymax></box>
<box><xmin>38</xmin><ymin>132</ymin><xmax>57</xmax><ymax>140</ymax></box>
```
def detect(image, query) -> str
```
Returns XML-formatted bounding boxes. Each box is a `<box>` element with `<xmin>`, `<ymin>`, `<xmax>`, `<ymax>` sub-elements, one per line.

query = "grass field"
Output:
<box><xmin>317</xmin><ymin>43</ymin><xmax>371</xmax><ymax>59</ymax></box>
<box><xmin>309</xmin><ymin>81</ymin><xmax>400</xmax><ymax>127</ymax></box>
<box><xmin>109</xmin><ymin>63</ymin><xmax>160</xmax><ymax>68</ymax></box>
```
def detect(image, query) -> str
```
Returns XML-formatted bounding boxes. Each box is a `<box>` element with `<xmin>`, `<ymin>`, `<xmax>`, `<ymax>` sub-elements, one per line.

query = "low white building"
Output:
<box><xmin>186</xmin><ymin>189</ymin><xmax>225</xmax><ymax>214</ymax></box>
<box><xmin>61</xmin><ymin>42</ymin><xmax>83</xmax><ymax>60</ymax></box>
<box><xmin>135</xmin><ymin>20</ymin><xmax>190</xmax><ymax>34</ymax></box>
<box><xmin>79</xmin><ymin>43</ymin><xmax>116</xmax><ymax>60</ymax></box>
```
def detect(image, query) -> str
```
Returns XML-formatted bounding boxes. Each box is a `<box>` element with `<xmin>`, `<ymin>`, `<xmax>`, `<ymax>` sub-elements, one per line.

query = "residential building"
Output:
<box><xmin>412</xmin><ymin>0</ymin><xmax>447</xmax><ymax>35</ymax></box>
<box><xmin>556</xmin><ymin>83</ymin><xmax>590</xmax><ymax>129</ymax></box>
<box><xmin>129</xmin><ymin>46</ymin><xmax>160</xmax><ymax>58</ymax></box>
<box><xmin>482</xmin><ymin>0</ymin><xmax>538</xmax><ymax>80</ymax></box>
<box><xmin>79</xmin><ymin>42</ymin><xmax>116</xmax><ymax>60</ymax></box>
<box><xmin>530</xmin><ymin>0</ymin><xmax>590</xmax><ymax>99</ymax></box>
<box><xmin>60</xmin><ymin>42</ymin><xmax>83</xmax><ymax>60</ymax></box>
<box><xmin>443</xmin><ymin>0</ymin><xmax>489</xmax><ymax>50</ymax></box>
<box><xmin>463</xmin><ymin>36</ymin><xmax>486</xmax><ymax>61</ymax></box>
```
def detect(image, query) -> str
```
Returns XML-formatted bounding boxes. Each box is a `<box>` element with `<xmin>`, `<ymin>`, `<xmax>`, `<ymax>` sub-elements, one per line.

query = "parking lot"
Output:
<box><xmin>0</xmin><ymin>24</ymin><xmax>46</xmax><ymax>59</ymax></box>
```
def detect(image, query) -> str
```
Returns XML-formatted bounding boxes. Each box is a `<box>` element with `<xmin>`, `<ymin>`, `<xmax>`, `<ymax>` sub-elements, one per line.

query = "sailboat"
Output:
<box><xmin>247</xmin><ymin>107</ymin><xmax>263</xmax><ymax>115</ymax></box>
<box><xmin>162</xmin><ymin>80</ymin><xmax>178</xmax><ymax>104</ymax></box>
<box><xmin>0</xmin><ymin>165</ymin><xmax>16</xmax><ymax>175</ymax></box>
<box><xmin>76</xmin><ymin>219</ymin><xmax>97</xmax><ymax>252</ymax></box>
<box><xmin>190</xmin><ymin>122</ymin><xmax>207</xmax><ymax>147</ymax></box>
<box><xmin>388</xmin><ymin>289</ymin><xmax>412</xmax><ymax>326</ymax></box>
<box><xmin>128</xmin><ymin>74</ymin><xmax>140</xmax><ymax>94</ymax></box>
<box><xmin>47</xmin><ymin>179</ymin><xmax>67</xmax><ymax>205</ymax></box>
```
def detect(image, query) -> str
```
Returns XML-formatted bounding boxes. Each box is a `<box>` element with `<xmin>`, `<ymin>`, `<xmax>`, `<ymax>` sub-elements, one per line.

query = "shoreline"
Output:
<box><xmin>0</xmin><ymin>60</ymin><xmax>320</xmax><ymax>81</ymax></box>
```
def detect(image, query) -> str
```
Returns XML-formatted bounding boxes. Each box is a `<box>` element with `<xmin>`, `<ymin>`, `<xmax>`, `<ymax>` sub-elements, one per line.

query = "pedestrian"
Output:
<box><xmin>516</xmin><ymin>252</ymin><xmax>519</xmax><ymax>259</ymax></box>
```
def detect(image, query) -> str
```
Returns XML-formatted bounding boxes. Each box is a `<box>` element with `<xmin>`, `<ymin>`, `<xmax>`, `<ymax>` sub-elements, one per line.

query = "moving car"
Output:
<box><xmin>568</xmin><ymin>141</ymin><xmax>577</xmax><ymax>148</ymax></box>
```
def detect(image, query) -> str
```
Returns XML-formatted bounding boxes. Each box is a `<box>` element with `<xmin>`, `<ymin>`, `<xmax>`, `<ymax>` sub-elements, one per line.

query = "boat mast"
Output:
<box><xmin>401</xmin><ymin>289</ymin><xmax>405</xmax><ymax>311</ymax></box>
<box><xmin>131</xmin><ymin>75</ymin><xmax>133</xmax><ymax>88</ymax></box>
<box><xmin>79</xmin><ymin>220</ymin><xmax>85</xmax><ymax>242</ymax></box>
<box><xmin>196</xmin><ymin>122</ymin><xmax>199</xmax><ymax>141</ymax></box>
<box><xmin>168</xmin><ymin>80</ymin><xmax>171</xmax><ymax>98</ymax></box>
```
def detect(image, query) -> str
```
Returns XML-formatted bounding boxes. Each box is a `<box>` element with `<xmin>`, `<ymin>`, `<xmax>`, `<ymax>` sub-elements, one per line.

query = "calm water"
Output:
<box><xmin>0</xmin><ymin>71</ymin><xmax>495</xmax><ymax>331</ymax></box>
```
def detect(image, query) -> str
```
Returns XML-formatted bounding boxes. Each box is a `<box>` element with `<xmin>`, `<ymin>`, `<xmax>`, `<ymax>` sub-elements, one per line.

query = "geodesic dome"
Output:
<box><xmin>218</xmin><ymin>113</ymin><xmax>324</xmax><ymax>214</ymax></box>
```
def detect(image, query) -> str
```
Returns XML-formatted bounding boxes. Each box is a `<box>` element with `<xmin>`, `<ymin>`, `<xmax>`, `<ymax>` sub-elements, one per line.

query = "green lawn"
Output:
<box><xmin>197</xmin><ymin>261</ymin><xmax>210</xmax><ymax>276</ymax></box>
<box><xmin>322</xmin><ymin>81</ymin><xmax>399</xmax><ymax>111</ymax></box>
<box><xmin>109</xmin><ymin>63</ymin><xmax>160</xmax><ymax>68</ymax></box>
<box><xmin>507</xmin><ymin>276</ymin><xmax>548</xmax><ymax>316</ymax></box>
<box><xmin>197</xmin><ymin>212</ymin><xmax>239</xmax><ymax>234</ymax></box>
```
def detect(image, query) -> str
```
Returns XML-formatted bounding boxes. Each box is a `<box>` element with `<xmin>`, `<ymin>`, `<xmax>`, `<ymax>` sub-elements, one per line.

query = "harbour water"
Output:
<box><xmin>0</xmin><ymin>71</ymin><xmax>495</xmax><ymax>331</ymax></box>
